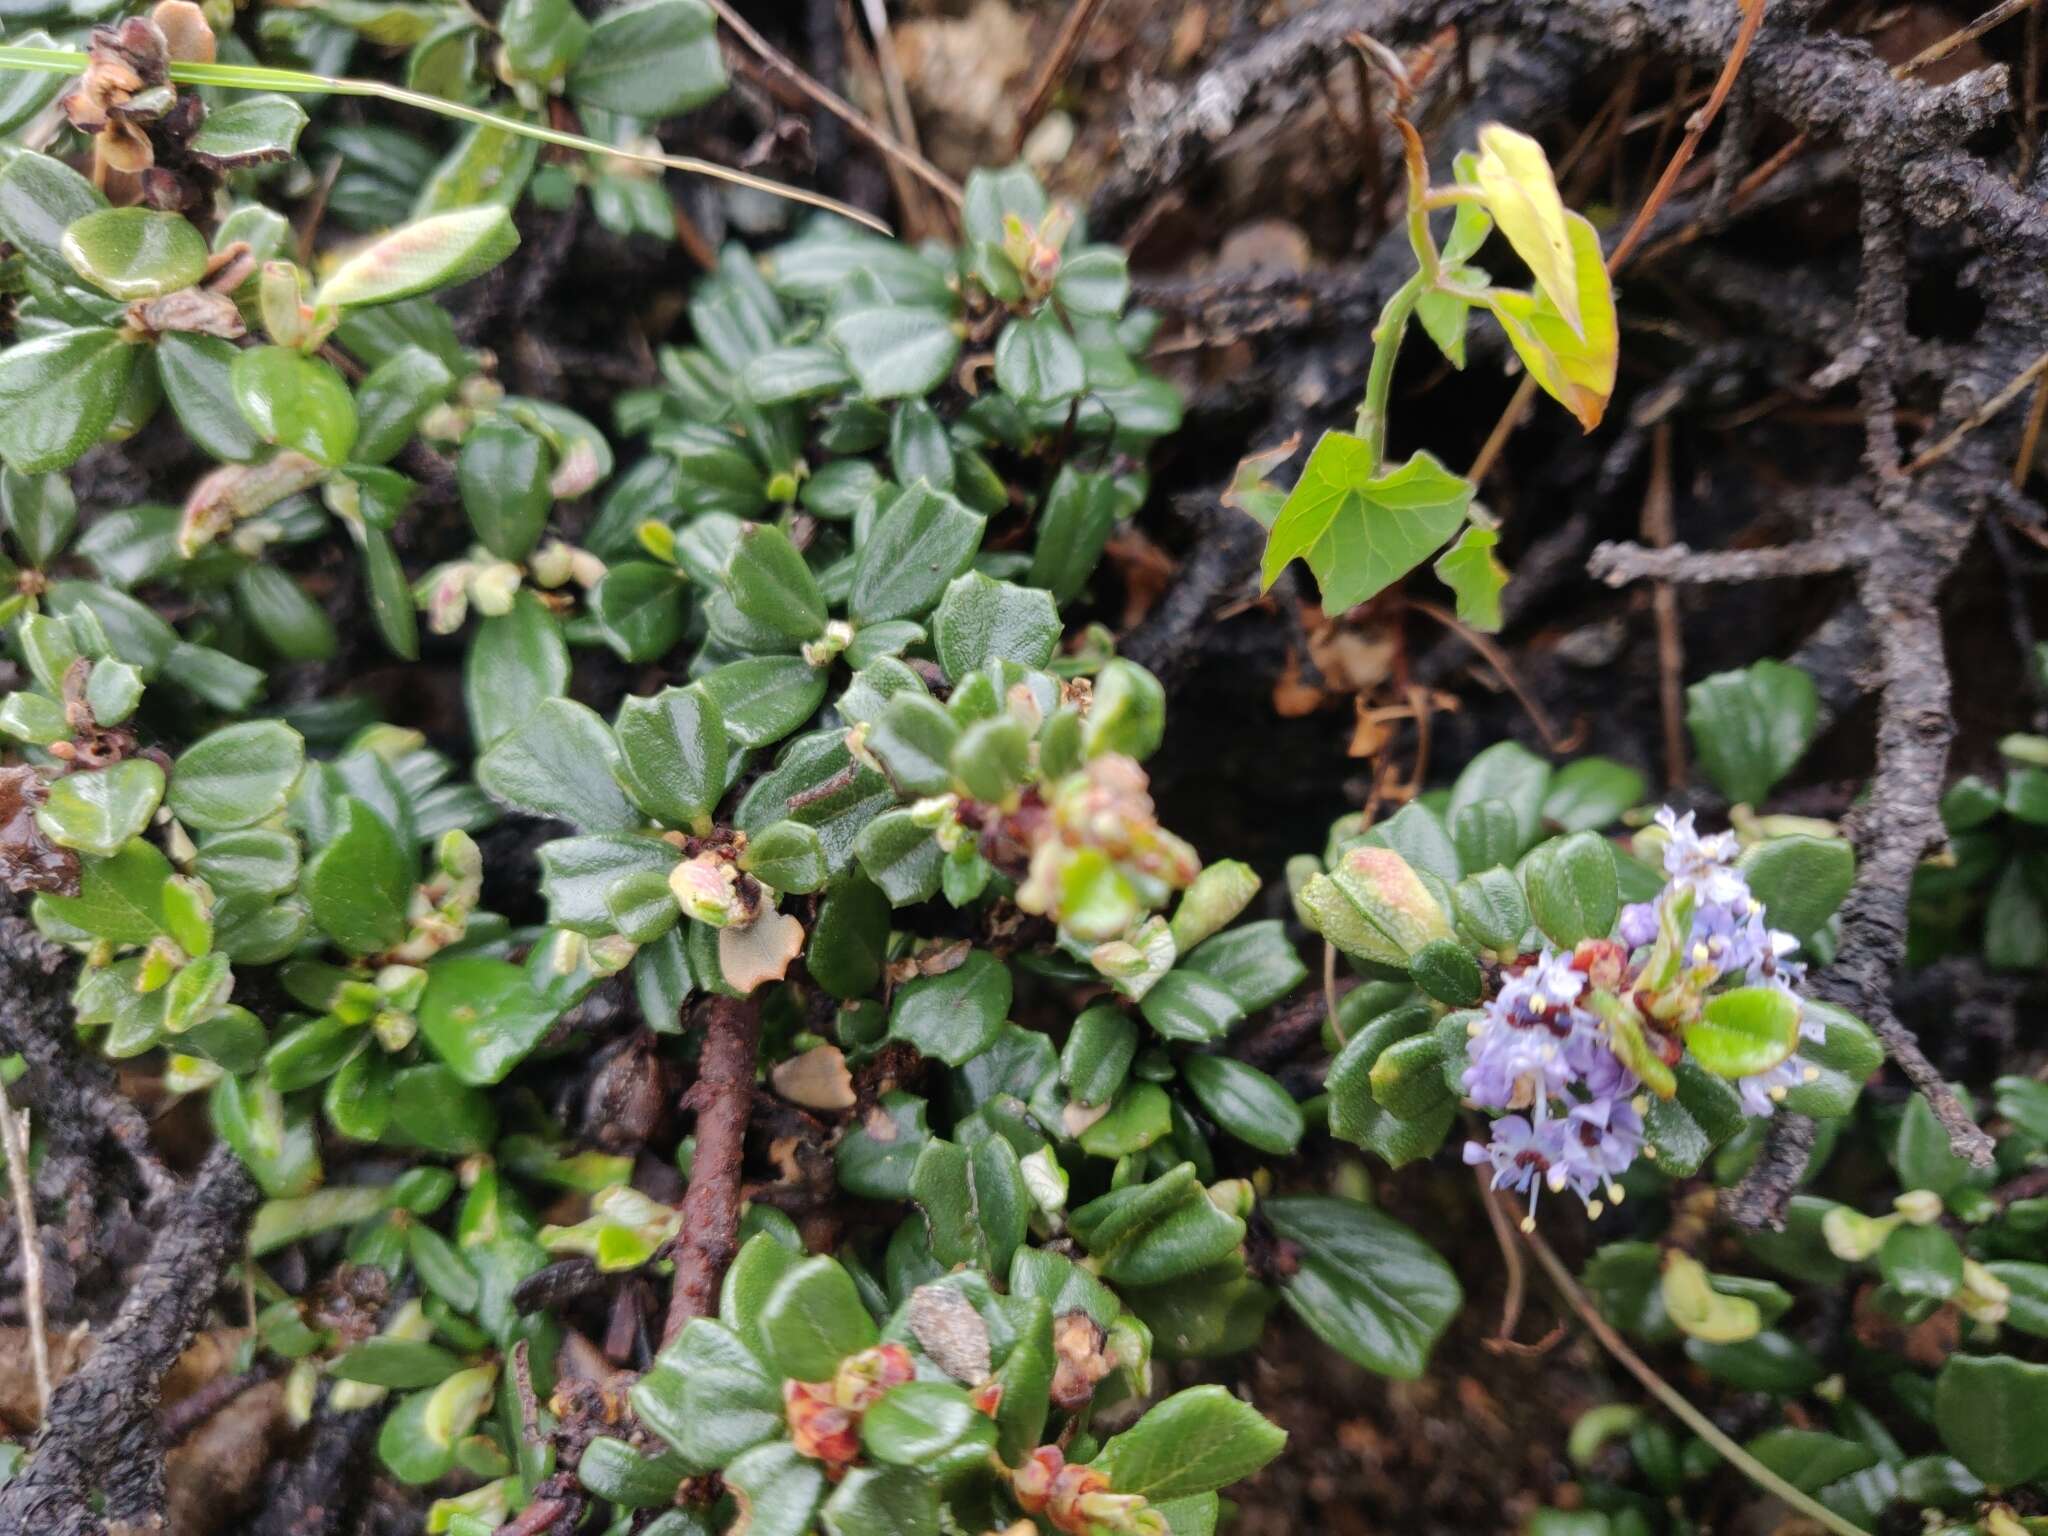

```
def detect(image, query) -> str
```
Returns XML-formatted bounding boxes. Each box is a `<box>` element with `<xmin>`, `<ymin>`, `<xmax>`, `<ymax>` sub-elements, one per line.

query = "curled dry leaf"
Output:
<box><xmin>717</xmin><ymin>908</ymin><xmax>805</xmax><ymax>992</ymax></box>
<box><xmin>769</xmin><ymin>1043</ymin><xmax>856</xmax><ymax>1111</ymax></box>
<box><xmin>907</xmin><ymin>1283</ymin><xmax>992</xmax><ymax>1384</ymax></box>
<box><xmin>0</xmin><ymin>765</ymin><xmax>81</xmax><ymax>896</ymax></box>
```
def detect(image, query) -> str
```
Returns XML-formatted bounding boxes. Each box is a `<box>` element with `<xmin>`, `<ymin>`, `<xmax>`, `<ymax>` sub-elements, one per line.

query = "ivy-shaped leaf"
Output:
<box><xmin>1260</xmin><ymin>433</ymin><xmax>1473</xmax><ymax>612</ymax></box>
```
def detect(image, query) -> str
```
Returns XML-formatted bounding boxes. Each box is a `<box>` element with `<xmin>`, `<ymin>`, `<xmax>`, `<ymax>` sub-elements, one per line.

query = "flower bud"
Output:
<box><xmin>527</xmin><ymin>538</ymin><xmax>576</xmax><ymax>588</ymax></box>
<box><xmin>1660</xmin><ymin>1251</ymin><xmax>1761</xmax><ymax>1344</ymax></box>
<box><xmin>1207</xmin><ymin>1178</ymin><xmax>1256</xmax><ymax>1220</ymax></box>
<box><xmin>468</xmin><ymin>560</ymin><xmax>522</xmax><ymax>617</ymax></box>
<box><xmin>801</xmin><ymin>618</ymin><xmax>855</xmax><ymax>668</ymax></box>
<box><xmin>1021</xmin><ymin>1146</ymin><xmax>1068</xmax><ymax>1223</ymax></box>
<box><xmin>284</xmin><ymin>1358</ymin><xmax>319</xmax><ymax>1426</ymax></box>
<box><xmin>376</xmin><ymin>963</ymin><xmax>428</xmax><ymax>1012</ymax></box>
<box><xmin>669</xmin><ymin>853</ymin><xmax>741</xmax><ymax>928</ymax></box>
<box><xmin>1893</xmin><ymin>1189</ymin><xmax>1945</xmax><ymax>1226</ymax></box>
<box><xmin>587</xmin><ymin>934</ymin><xmax>639</xmax><ymax>976</ymax></box>
<box><xmin>372</xmin><ymin>1009</ymin><xmax>417</xmax><ymax>1053</ymax></box>
<box><xmin>1167</xmin><ymin>858</ymin><xmax>1260</xmax><ymax>952</ymax></box>
<box><xmin>568</xmin><ymin>548</ymin><xmax>607</xmax><ymax>589</ymax></box>
<box><xmin>163</xmin><ymin>1052</ymin><xmax>222</xmax><ymax>1095</ymax></box>
<box><xmin>1958</xmin><ymin>1258</ymin><xmax>2013</xmax><ymax>1325</ymax></box>
<box><xmin>258</xmin><ymin>261</ymin><xmax>313</xmax><ymax>349</ymax></box>
<box><xmin>1822</xmin><ymin>1205</ymin><xmax>1902</xmax><ymax>1263</ymax></box>
<box><xmin>419</xmin><ymin>563</ymin><xmax>472</xmax><ymax>635</ymax></box>
<box><xmin>548</xmin><ymin>438</ymin><xmax>602</xmax><ymax>499</ymax></box>
<box><xmin>1089</xmin><ymin>916</ymin><xmax>1175</xmax><ymax>1000</ymax></box>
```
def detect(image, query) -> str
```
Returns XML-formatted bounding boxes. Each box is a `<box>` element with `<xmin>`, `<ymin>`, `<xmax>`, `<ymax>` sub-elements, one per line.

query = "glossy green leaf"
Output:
<box><xmin>231</xmin><ymin>347</ymin><xmax>358</xmax><ymax>467</ymax></box>
<box><xmin>850</xmin><ymin>482</ymin><xmax>983</xmax><ymax>624</ymax></box>
<box><xmin>930</xmin><ymin>572</ymin><xmax>1059</xmax><ymax>679</ymax></box>
<box><xmin>459</xmin><ymin>416</ymin><xmax>552</xmax><ymax>561</ymax></box>
<box><xmin>1079</xmin><ymin>1081</ymin><xmax>1174</xmax><ymax>1158</ymax></box>
<box><xmin>697</xmin><ymin>655</ymin><xmax>826</xmax><ymax>749</ymax></box>
<box><xmin>0</xmin><ymin>152</ymin><xmax>107</xmax><ymax>279</ymax></box>
<box><xmin>417</xmin><ymin>954</ymin><xmax>559</xmax><ymax>1084</ymax></box>
<box><xmin>862</xmin><ymin>1381</ymin><xmax>996</xmax><ymax>1465</ymax></box>
<box><xmin>1428</xmin><ymin>514</ymin><xmax>1505</xmax><ymax>627</ymax></box>
<box><xmin>568</xmin><ymin>0</ymin><xmax>727</xmax><ymax>116</ymax></box>
<box><xmin>304</xmin><ymin>797</ymin><xmax>413</xmax><ymax>956</ymax></box>
<box><xmin>632</xmin><ymin>1317</ymin><xmax>783</xmax><ymax>1472</ymax></box>
<box><xmin>759</xmin><ymin>1255</ymin><xmax>879</xmax><ymax>1381</ymax></box>
<box><xmin>852</xmin><ymin>809</ymin><xmax>943</xmax><ymax>906</ymax></box>
<box><xmin>589</xmin><ymin>561</ymin><xmax>687</xmax><ymax>662</ymax></box>
<box><xmin>1541</xmin><ymin>758</ymin><xmax>1643</xmax><ymax>833</ymax></box>
<box><xmin>820</xmin><ymin>1465</ymin><xmax>939</xmax><ymax>1536</ymax></box>
<box><xmin>1684</xmin><ymin>986</ymin><xmax>1801</xmax><ymax>1078</ymax></box>
<box><xmin>477</xmin><ymin>696</ymin><xmax>637</xmax><ymax>831</ymax></box>
<box><xmin>36</xmin><ymin>759</ymin><xmax>164</xmax><ymax>858</ymax></box>
<box><xmin>1523</xmin><ymin>831</ymin><xmax>1619</xmax><ymax>947</ymax></box>
<box><xmin>1180</xmin><ymin>1055</ymin><xmax>1303</xmax><ymax>1156</ymax></box>
<box><xmin>888</xmin><ymin>951</ymin><xmax>1009</xmax><ymax>1065</ymax></box>
<box><xmin>726</xmin><ymin>522</ymin><xmax>827</xmax><ymax>640</ymax></box>
<box><xmin>211</xmin><ymin>1074</ymin><xmax>321</xmax><ymax>1197</ymax></box>
<box><xmin>1264</xmin><ymin>1195</ymin><xmax>1461</xmax><ymax>1378</ymax></box>
<box><xmin>1737</xmin><ymin>835</ymin><xmax>1854</xmax><ymax>940</ymax></box>
<box><xmin>994</xmin><ymin>310</ymin><xmax>1084</xmax><ymax>406</ymax></box>
<box><xmin>829</xmin><ymin>305</ymin><xmax>959</xmax><ymax>402</ymax></box>
<box><xmin>1092</xmin><ymin>1385</ymin><xmax>1287</xmax><ymax>1501</ymax></box>
<box><xmin>466</xmin><ymin>591</ymin><xmax>569</xmax><ymax>747</ymax></box>
<box><xmin>722</xmin><ymin>1442</ymin><xmax>826</xmax><ymax>1536</ymax></box>
<box><xmin>909</xmin><ymin>1135</ymin><xmax>1027</xmax><ymax>1273</ymax></box>
<box><xmin>34</xmin><ymin>838</ymin><xmax>170</xmax><ymax>943</ymax></box>
<box><xmin>168</xmin><ymin>722</ymin><xmax>305</xmax><ymax>832</ymax></box>
<box><xmin>1686</xmin><ymin>660</ymin><xmax>1818</xmax><ymax>808</ymax></box>
<box><xmin>188</xmin><ymin>94</ymin><xmax>310</xmax><ymax>169</ymax></box>
<box><xmin>0</xmin><ymin>328</ymin><xmax>138</xmax><ymax>474</ymax></box>
<box><xmin>1935</xmin><ymin>1354</ymin><xmax>2048</xmax><ymax>1487</ymax></box>
<box><xmin>61</xmin><ymin>208</ymin><xmax>208</xmax><ymax>301</ymax></box>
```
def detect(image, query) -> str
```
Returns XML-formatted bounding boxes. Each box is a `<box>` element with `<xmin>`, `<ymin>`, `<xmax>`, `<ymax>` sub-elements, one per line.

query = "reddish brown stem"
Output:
<box><xmin>661</xmin><ymin>995</ymin><xmax>763</xmax><ymax>1348</ymax></box>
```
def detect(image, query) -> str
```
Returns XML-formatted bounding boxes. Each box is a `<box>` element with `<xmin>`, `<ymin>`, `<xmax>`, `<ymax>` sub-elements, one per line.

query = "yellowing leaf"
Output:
<box><xmin>316</xmin><ymin>206</ymin><xmax>519</xmax><ymax>309</ymax></box>
<box><xmin>1433</xmin><ymin>524</ymin><xmax>1507</xmax><ymax>630</ymax></box>
<box><xmin>1485</xmin><ymin>209</ymin><xmax>1617</xmax><ymax>431</ymax></box>
<box><xmin>1474</xmin><ymin>123</ymin><xmax>1580</xmax><ymax>337</ymax></box>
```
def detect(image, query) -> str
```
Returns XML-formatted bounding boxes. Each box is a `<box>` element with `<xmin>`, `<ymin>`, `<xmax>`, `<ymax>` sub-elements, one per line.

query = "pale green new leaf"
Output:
<box><xmin>1260</xmin><ymin>432</ymin><xmax>1473</xmax><ymax>612</ymax></box>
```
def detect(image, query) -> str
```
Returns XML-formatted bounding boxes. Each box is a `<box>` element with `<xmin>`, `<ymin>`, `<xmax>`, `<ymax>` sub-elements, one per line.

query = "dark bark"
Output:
<box><xmin>0</xmin><ymin>1144</ymin><xmax>256</xmax><ymax>1536</ymax></box>
<box><xmin>660</xmin><ymin>995</ymin><xmax>763</xmax><ymax>1346</ymax></box>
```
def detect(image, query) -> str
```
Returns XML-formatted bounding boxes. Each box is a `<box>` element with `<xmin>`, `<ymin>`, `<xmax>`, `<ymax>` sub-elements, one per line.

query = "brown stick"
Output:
<box><xmin>661</xmin><ymin>995</ymin><xmax>763</xmax><ymax>1347</ymax></box>
<box><xmin>1641</xmin><ymin>422</ymin><xmax>1688</xmax><ymax>791</ymax></box>
<box><xmin>0</xmin><ymin>1084</ymin><xmax>49</xmax><ymax>1423</ymax></box>
<box><xmin>1011</xmin><ymin>0</ymin><xmax>1109</xmax><ymax>153</ymax></box>
<box><xmin>1904</xmin><ymin>344</ymin><xmax>2048</xmax><ymax>473</ymax></box>
<box><xmin>1891</xmin><ymin>0</ymin><xmax>2037</xmax><ymax>80</ymax></box>
<box><xmin>702</xmin><ymin>0</ymin><xmax>963</xmax><ymax>209</ymax></box>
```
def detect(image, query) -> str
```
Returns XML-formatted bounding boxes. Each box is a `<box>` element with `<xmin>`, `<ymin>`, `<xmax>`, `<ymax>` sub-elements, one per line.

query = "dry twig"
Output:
<box><xmin>662</xmin><ymin>995</ymin><xmax>763</xmax><ymax>1346</ymax></box>
<box><xmin>0</xmin><ymin>1082</ymin><xmax>50</xmax><ymax>1423</ymax></box>
<box><xmin>704</xmin><ymin>0</ymin><xmax>963</xmax><ymax>209</ymax></box>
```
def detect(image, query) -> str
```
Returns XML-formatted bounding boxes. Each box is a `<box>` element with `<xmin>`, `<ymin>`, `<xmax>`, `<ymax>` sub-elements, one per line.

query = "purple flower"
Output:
<box><xmin>1546</xmin><ymin>1096</ymin><xmax>1645</xmax><ymax>1210</ymax></box>
<box><xmin>1619</xmin><ymin>901</ymin><xmax>1658</xmax><ymax>950</ymax></box>
<box><xmin>1735</xmin><ymin>1055</ymin><xmax>1806</xmax><ymax>1116</ymax></box>
<box><xmin>1464</xmin><ymin>1114</ymin><xmax>1565</xmax><ymax>1223</ymax></box>
<box><xmin>1565</xmin><ymin>1028</ymin><xmax>1639</xmax><ymax>1102</ymax></box>
<box><xmin>1655</xmin><ymin>808</ymin><xmax>1746</xmax><ymax>906</ymax></box>
<box><xmin>1462</xmin><ymin>950</ymin><xmax>1594</xmax><ymax>1110</ymax></box>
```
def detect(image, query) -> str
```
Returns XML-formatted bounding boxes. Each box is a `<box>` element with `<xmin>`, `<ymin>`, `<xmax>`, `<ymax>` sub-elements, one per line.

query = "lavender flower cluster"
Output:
<box><xmin>1463</xmin><ymin>810</ymin><xmax>1814</xmax><ymax>1225</ymax></box>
